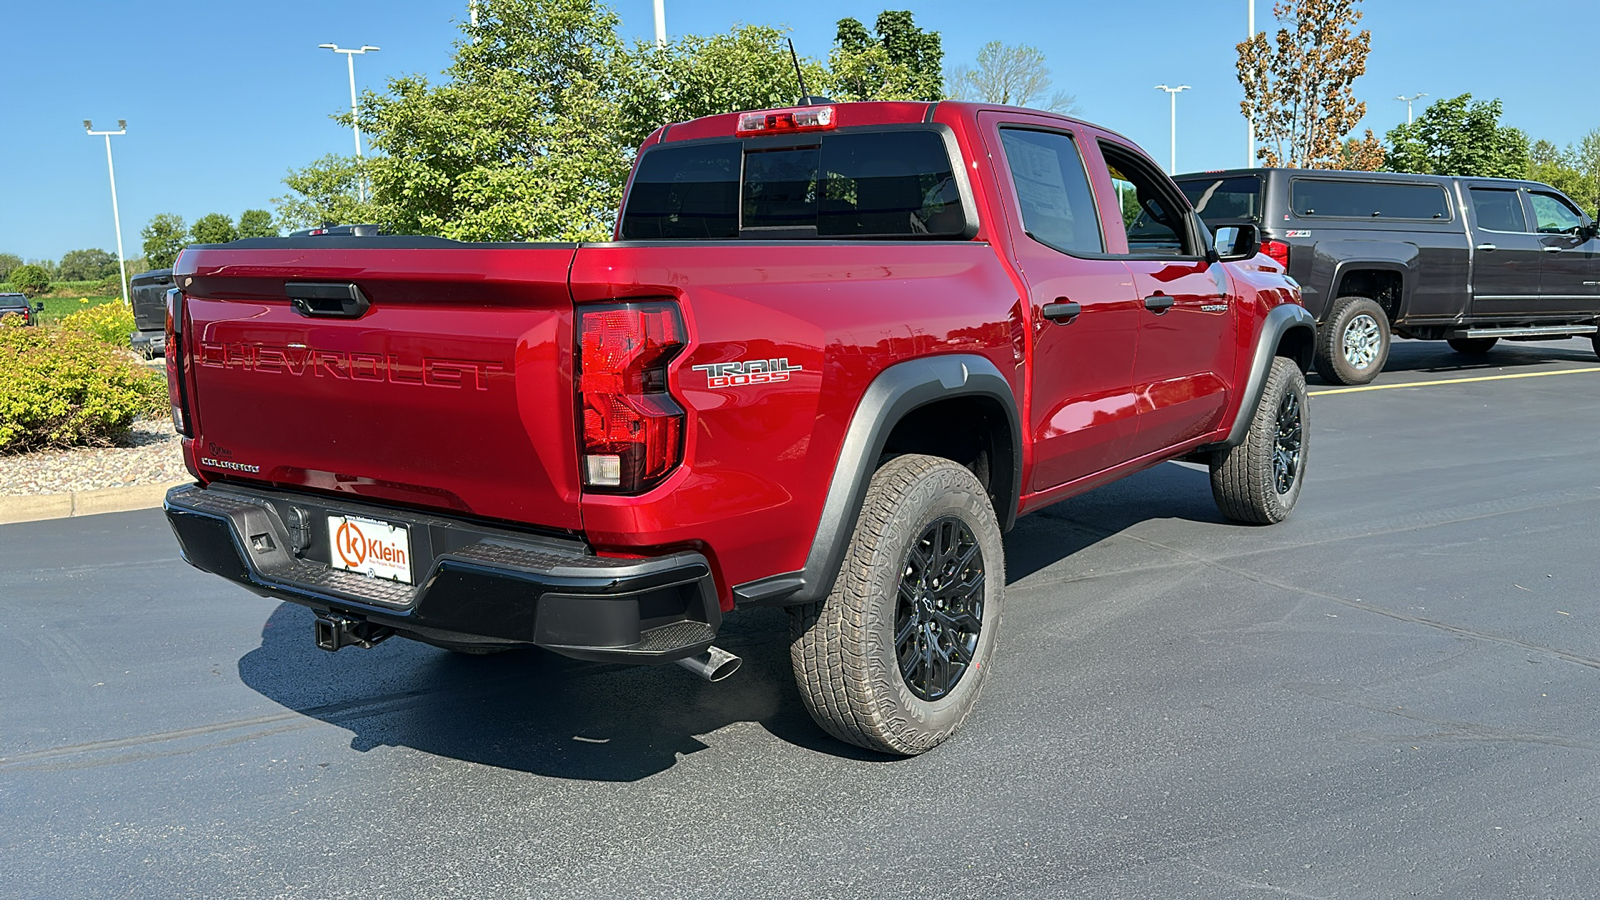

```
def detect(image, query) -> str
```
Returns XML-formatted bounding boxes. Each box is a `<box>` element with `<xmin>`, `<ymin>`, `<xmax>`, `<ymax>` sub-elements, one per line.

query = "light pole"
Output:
<box><xmin>318</xmin><ymin>43</ymin><xmax>380</xmax><ymax>200</ymax></box>
<box><xmin>84</xmin><ymin>120</ymin><xmax>130</xmax><ymax>306</ymax></box>
<box><xmin>1396</xmin><ymin>92</ymin><xmax>1426</xmax><ymax>125</ymax></box>
<box><xmin>1247</xmin><ymin>0</ymin><xmax>1256</xmax><ymax>166</ymax></box>
<box><xmin>653</xmin><ymin>0</ymin><xmax>666</xmax><ymax>48</ymax></box>
<box><xmin>1155</xmin><ymin>84</ymin><xmax>1190</xmax><ymax>175</ymax></box>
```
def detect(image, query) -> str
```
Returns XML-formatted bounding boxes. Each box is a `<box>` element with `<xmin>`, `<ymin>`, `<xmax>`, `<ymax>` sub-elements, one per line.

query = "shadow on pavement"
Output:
<box><xmin>236</xmin><ymin>461</ymin><xmax>1218</xmax><ymax>781</ymax></box>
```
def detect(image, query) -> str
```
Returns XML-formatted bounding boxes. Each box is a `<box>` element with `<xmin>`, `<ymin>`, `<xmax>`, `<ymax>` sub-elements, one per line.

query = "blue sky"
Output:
<box><xmin>4</xmin><ymin>0</ymin><xmax>1595</xmax><ymax>264</ymax></box>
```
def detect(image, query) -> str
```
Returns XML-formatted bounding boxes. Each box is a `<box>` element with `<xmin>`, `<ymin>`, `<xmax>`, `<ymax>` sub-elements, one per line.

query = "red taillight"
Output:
<box><xmin>1261</xmin><ymin>239</ymin><xmax>1290</xmax><ymax>269</ymax></box>
<box><xmin>164</xmin><ymin>288</ymin><xmax>193</xmax><ymax>437</ymax></box>
<box><xmin>578</xmin><ymin>301</ymin><xmax>687</xmax><ymax>493</ymax></box>
<box><xmin>735</xmin><ymin>105</ymin><xmax>836</xmax><ymax>136</ymax></box>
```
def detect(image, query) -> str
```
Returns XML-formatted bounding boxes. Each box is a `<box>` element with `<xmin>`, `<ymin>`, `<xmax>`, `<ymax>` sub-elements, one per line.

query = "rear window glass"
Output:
<box><xmin>0</xmin><ymin>295</ymin><xmax>26</xmax><ymax>308</ymax></box>
<box><xmin>620</xmin><ymin>130</ymin><xmax>966</xmax><ymax>240</ymax></box>
<box><xmin>1291</xmin><ymin>179</ymin><xmax>1450</xmax><ymax>220</ymax></box>
<box><xmin>1179</xmin><ymin>176</ymin><xmax>1262</xmax><ymax>224</ymax></box>
<box><xmin>1470</xmin><ymin>188</ymin><xmax>1528</xmax><ymax>232</ymax></box>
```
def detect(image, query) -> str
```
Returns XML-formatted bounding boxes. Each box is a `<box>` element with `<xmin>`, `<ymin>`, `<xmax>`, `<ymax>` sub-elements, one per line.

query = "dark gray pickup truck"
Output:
<box><xmin>1177</xmin><ymin>168</ymin><xmax>1600</xmax><ymax>384</ymax></box>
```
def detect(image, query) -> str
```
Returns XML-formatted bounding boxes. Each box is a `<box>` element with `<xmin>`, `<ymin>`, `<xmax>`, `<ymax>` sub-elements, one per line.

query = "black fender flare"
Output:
<box><xmin>1219</xmin><ymin>304</ymin><xmax>1317</xmax><ymax>450</ymax></box>
<box><xmin>732</xmin><ymin>354</ymin><xmax>1021</xmax><ymax>607</ymax></box>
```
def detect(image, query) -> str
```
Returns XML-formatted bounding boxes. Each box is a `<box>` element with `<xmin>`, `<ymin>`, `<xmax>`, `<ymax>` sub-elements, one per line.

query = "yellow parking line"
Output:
<box><xmin>1309</xmin><ymin>366</ymin><xmax>1600</xmax><ymax>396</ymax></box>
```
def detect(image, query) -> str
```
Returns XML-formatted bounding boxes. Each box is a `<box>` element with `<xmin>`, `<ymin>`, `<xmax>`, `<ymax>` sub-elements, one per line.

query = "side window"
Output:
<box><xmin>1099</xmin><ymin>142</ymin><xmax>1193</xmax><ymax>257</ymax></box>
<box><xmin>1469</xmin><ymin>188</ymin><xmax>1528</xmax><ymax>233</ymax></box>
<box><xmin>1530</xmin><ymin>192</ymin><xmax>1584</xmax><ymax>234</ymax></box>
<box><xmin>998</xmin><ymin>128</ymin><xmax>1104</xmax><ymax>255</ymax></box>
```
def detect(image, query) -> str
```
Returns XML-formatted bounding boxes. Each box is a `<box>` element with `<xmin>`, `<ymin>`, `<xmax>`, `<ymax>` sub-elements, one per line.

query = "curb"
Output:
<box><xmin>0</xmin><ymin>480</ymin><xmax>189</xmax><ymax>526</ymax></box>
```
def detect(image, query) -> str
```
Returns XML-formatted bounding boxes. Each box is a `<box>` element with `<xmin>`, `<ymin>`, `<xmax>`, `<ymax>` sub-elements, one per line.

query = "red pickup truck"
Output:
<box><xmin>164</xmin><ymin>100</ymin><xmax>1313</xmax><ymax>754</ymax></box>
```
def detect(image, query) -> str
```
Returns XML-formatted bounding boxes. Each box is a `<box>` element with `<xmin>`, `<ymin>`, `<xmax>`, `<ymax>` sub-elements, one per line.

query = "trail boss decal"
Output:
<box><xmin>691</xmin><ymin>358</ymin><xmax>802</xmax><ymax>390</ymax></box>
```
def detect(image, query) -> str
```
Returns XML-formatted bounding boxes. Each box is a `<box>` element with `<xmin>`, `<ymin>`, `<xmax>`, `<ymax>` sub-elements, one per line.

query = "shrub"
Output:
<box><xmin>8</xmin><ymin>264</ymin><xmax>50</xmax><ymax>298</ymax></box>
<box><xmin>60</xmin><ymin>301</ymin><xmax>137</xmax><ymax>346</ymax></box>
<box><xmin>0</xmin><ymin>318</ymin><xmax>167</xmax><ymax>452</ymax></box>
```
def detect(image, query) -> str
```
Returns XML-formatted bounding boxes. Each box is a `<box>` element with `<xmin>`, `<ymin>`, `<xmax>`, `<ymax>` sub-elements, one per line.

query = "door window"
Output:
<box><xmin>1099</xmin><ymin>142</ymin><xmax>1194</xmax><ymax>257</ymax></box>
<box><xmin>998</xmin><ymin>128</ymin><xmax>1104</xmax><ymax>255</ymax></box>
<box><xmin>1529</xmin><ymin>192</ymin><xmax>1585</xmax><ymax>234</ymax></box>
<box><xmin>1469</xmin><ymin>188</ymin><xmax>1528</xmax><ymax>233</ymax></box>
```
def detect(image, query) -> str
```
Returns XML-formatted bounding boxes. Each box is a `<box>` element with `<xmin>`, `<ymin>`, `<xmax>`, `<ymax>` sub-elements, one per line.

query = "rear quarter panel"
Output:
<box><xmin>570</xmin><ymin>241</ymin><xmax>1022</xmax><ymax>604</ymax></box>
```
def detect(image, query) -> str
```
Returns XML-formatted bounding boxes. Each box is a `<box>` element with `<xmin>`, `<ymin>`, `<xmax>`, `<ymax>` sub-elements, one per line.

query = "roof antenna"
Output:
<box><xmin>787</xmin><ymin>38</ymin><xmax>827</xmax><ymax>106</ymax></box>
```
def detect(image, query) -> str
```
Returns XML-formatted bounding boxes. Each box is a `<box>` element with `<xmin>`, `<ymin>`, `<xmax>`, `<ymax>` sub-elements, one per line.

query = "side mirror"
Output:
<box><xmin>1214</xmin><ymin>223</ymin><xmax>1262</xmax><ymax>261</ymax></box>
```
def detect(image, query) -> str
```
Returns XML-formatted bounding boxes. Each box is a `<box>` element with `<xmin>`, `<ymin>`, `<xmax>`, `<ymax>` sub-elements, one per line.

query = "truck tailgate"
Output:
<box><xmin>176</xmin><ymin>244</ymin><xmax>582</xmax><ymax>530</ymax></box>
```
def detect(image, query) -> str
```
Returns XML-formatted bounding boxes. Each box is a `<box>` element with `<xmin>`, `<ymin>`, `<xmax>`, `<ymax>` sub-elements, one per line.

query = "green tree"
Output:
<box><xmin>1237</xmin><ymin>0</ymin><xmax>1374</xmax><ymax>168</ymax></box>
<box><xmin>56</xmin><ymin>248</ymin><xmax>119</xmax><ymax>282</ymax></box>
<box><xmin>620</xmin><ymin>25</ymin><xmax>829</xmax><ymax>148</ymax></box>
<box><xmin>190</xmin><ymin>212</ymin><xmax>238</xmax><ymax>245</ymax></box>
<box><xmin>827</xmin><ymin>11</ymin><xmax>943</xmax><ymax>102</ymax></box>
<box><xmin>141</xmin><ymin>214</ymin><xmax>188</xmax><ymax>270</ymax></box>
<box><xmin>948</xmin><ymin>42</ymin><xmax>1076</xmax><ymax>113</ymax></box>
<box><xmin>8</xmin><ymin>264</ymin><xmax>50</xmax><ymax>298</ymax></box>
<box><xmin>1529</xmin><ymin>130</ymin><xmax>1600</xmax><ymax>212</ymax></box>
<box><xmin>1385</xmin><ymin>94</ymin><xmax>1528</xmax><ymax>178</ymax></box>
<box><xmin>0</xmin><ymin>253</ymin><xmax>22</xmax><ymax>282</ymax></box>
<box><xmin>273</xmin><ymin>155</ymin><xmax>378</xmax><ymax>231</ymax></box>
<box><xmin>352</xmin><ymin>0</ymin><xmax>633</xmax><ymax>241</ymax></box>
<box><xmin>236</xmin><ymin>209</ymin><xmax>279</xmax><ymax>239</ymax></box>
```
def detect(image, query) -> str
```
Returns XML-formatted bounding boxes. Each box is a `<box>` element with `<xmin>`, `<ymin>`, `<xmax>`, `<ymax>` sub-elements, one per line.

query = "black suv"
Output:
<box><xmin>1176</xmin><ymin>168</ymin><xmax>1600</xmax><ymax>384</ymax></box>
<box><xmin>0</xmin><ymin>293</ymin><xmax>43</xmax><ymax>326</ymax></box>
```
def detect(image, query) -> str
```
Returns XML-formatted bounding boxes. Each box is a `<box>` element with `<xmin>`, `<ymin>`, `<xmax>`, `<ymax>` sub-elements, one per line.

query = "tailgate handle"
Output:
<box><xmin>286</xmin><ymin>282</ymin><xmax>370</xmax><ymax>318</ymax></box>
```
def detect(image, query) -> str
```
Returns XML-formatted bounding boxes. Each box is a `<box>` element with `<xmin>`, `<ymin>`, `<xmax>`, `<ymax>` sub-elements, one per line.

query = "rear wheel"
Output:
<box><xmin>1447</xmin><ymin>337</ymin><xmax>1498</xmax><ymax>355</ymax></box>
<box><xmin>1314</xmin><ymin>296</ymin><xmax>1389</xmax><ymax>385</ymax></box>
<box><xmin>789</xmin><ymin>454</ymin><xmax>1004</xmax><ymax>756</ymax></box>
<box><xmin>1210</xmin><ymin>357</ymin><xmax>1308</xmax><ymax>525</ymax></box>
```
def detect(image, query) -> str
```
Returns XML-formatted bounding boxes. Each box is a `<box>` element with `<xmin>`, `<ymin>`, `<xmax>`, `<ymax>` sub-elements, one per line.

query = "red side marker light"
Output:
<box><xmin>736</xmin><ymin>105</ymin><xmax>836</xmax><ymax>136</ymax></box>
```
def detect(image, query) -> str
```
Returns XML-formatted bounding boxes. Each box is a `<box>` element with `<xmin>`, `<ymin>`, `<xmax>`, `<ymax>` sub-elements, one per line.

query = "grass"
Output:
<box><xmin>36</xmin><ymin>295</ymin><xmax>122</xmax><ymax>326</ymax></box>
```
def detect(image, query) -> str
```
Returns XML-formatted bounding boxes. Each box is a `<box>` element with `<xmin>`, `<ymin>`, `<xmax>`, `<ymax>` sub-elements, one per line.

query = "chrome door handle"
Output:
<box><xmin>1475</xmin><ymin>243</ymin><xmax>1497</xmax><ymax>251</ymax></box>
<box><xmin>1143</xmin><ymin>294</ymin><xmax>1175</xmax><ymax>313</ymax></box>
<box><xmin>1041</xmin><ymin>300</ymin><xmax>1082</xmax><ymax>323</ymax></box>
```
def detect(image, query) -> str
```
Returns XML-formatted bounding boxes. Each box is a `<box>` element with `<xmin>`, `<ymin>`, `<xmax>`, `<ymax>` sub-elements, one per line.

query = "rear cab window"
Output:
<box><xmin>620</xmin><ymin>129</ymin><xmax>971</xmax><ymax>240</ymax></box>
<box><xmin>1469</xmin><ymin>188</ymin><xmax>1528</xmax><ymax>232</ymax></box>
<box><xmin>1291</xmin><ymin>179</ymin><xmax>1451</xmax><ymax>220</ymax></box>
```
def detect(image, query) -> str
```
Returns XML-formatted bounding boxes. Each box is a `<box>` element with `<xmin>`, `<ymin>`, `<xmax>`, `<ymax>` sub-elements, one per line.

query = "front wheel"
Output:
<box><xmin>789</xmin><ymin>454</ymin><xmax>1005</xmax><ymax>755</ymax></box>
<box><xmin>1210</xmin><ymin>356</ymin><xmax>1309</xmax><ymax>525</ymax></box>
<box><xmin>1314</xmin><ymin>296</ymin><xmax>1390</xmax><ymax>385</ymax></box>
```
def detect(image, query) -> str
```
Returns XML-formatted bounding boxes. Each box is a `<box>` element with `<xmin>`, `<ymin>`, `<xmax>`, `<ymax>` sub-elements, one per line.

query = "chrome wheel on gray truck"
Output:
<box><xmin>1315</xmin><ymin>296</ymin><xmax>1389</xmax><ymax>386</ymax></box>
<box><xmin>789</xmin><ymin>454</ymin><xmax>1004</xmax><ymax>756</ymax></box>
<box><xmin>1210</xmin><ymin>357</ymin><xmax>1309</xmax><ymax>525</ymax></box>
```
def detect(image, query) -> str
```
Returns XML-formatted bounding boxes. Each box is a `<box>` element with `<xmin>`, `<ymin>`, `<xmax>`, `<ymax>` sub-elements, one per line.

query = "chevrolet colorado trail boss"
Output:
<box><xmin>163</xmin><ymin>101</ymin><xmax>1313</xmax><ymax>754</ymax></box>
<box><xmin>1177</xmin><ymin>167</ymin><xmax>1600</xmax><ymax>385</ymax></box>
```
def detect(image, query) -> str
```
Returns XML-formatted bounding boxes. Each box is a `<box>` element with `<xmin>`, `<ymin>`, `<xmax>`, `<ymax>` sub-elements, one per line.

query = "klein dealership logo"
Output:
<box><xmin>690</xmin><ymin>358</ymin><xmax>802</xmax><ymax>390</ymax></box>
<box><xmin>334</xmin><ymin>520</ymin><xmax>407</xmax><ymax>570</ymax></box>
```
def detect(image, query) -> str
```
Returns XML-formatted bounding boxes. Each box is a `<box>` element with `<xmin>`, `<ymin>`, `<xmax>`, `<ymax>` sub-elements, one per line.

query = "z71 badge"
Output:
<box><xmin>691</xmin><ymin>358</ymin><xmax>802</xmax><ymax>389</ymax></box>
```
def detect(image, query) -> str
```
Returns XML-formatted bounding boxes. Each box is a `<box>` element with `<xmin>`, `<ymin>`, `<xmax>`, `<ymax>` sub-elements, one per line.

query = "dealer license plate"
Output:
<box><xmin>327</xmin><ymin>514</ymin><xmax>414</xmax><ymax>584</ymax></box>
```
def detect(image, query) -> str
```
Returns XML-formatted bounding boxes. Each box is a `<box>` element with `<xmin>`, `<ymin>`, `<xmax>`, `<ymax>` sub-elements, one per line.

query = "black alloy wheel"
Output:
<box><xmin>895</xmin><ymin>516</ymin><xmax>985</xmax><ymax>702</ymax></box>
<box><xmin>1273</xmin><ymin>389</ymin><xmax>1303</xmax><ymax>495</ymax></box>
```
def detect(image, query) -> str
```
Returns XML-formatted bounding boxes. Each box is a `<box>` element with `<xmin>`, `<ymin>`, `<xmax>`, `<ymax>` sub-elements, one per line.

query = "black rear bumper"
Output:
<box><xmin>163</xmin><ymin>483</ymin><xmax>720</xmax><ymax>663</ymax></box>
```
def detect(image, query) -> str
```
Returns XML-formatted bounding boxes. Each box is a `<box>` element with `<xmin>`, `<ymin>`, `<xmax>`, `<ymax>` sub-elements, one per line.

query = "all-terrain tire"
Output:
<box><xmin>1210</xmin><ymin>356</ymin><xmax>1308</xmax><ymax>525</ymax></box>
<box><xmin>1314</xmin><ymin>296</ymin><xmax>1390</xmax><ymax>385</ymax></box>
<box><xmin>1447</xmin><ymin>336</ymin><xmax>1498</xmax><ymax>355</ymax></box>
<box><xmin>788</xmin><ymin>454</ymin><xmax>1004</xmax><ymax>756</ymax></box>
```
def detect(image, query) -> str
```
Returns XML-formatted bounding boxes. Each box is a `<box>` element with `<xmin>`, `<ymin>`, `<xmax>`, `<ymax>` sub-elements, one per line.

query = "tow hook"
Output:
<box><xmin>314</xmin><ymin>612</ymin><xmax>394</xmax><ymax>652</ymax></box>
<box><xmin>674</xmin><ymin>645</ymin><xmax>742</xmax><ymax>682</ymax></box>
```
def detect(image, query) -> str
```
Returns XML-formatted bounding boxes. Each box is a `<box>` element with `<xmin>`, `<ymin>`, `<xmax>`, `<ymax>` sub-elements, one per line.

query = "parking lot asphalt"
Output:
<box><xmin>3</xmin><ymin>337</ymin><xmax>1599</xmax><ymax>900</ymax></box>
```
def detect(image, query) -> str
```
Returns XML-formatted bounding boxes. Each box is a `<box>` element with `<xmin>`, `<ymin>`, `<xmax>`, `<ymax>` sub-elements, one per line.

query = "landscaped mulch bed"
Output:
<box><xmin>1</xmin><ymin>418</ymin><xmax>186</xmax><ymax>496</ymax></box>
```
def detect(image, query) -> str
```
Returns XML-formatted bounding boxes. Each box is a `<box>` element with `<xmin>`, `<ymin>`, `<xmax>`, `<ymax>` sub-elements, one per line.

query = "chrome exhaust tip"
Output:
<box><xmin>674</xmin><ymin>645</ymin><xmax>742</xmax><ymax>682</ymax></box>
